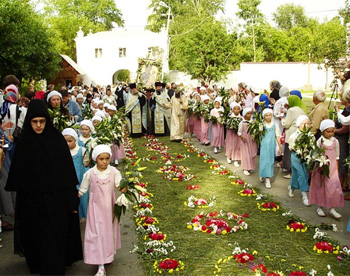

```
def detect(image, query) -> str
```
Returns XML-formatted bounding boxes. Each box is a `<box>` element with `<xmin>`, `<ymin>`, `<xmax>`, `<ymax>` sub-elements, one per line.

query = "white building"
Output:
<box><xmin>75</xmin><ymin>27</ymin><xmax>167</xmax><ymax>86</ymax></box>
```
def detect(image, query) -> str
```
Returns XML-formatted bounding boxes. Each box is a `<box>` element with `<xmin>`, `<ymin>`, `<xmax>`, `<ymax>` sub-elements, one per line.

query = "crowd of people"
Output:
<box><xmin>0</xmin><ymin>74</ymin><xmax>349</xmax><ymax>275</ymax></box>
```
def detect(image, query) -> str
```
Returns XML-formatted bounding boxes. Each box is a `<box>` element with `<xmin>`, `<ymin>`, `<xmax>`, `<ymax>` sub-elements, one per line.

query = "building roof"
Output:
<box><xmin>60</xmin><ymin>54</ymin><xmax>85</xmax><ymax>74</ymax></box>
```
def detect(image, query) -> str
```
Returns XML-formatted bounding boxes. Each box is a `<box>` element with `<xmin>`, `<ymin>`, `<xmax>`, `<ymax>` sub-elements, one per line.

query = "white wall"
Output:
<box><xmin>75</xmin><ymin>28</ymin><xmax>167</xmax><ymax>86</ymax></box>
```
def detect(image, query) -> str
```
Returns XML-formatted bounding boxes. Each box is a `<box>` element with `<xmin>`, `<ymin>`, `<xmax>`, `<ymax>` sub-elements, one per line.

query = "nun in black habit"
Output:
<box><xmin>5</xmin><ymin>99</ymin><xmax>82</xmax><ymax>275</ymax></box>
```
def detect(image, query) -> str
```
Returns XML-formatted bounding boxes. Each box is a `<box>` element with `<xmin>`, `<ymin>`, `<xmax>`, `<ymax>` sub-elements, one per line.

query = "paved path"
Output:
<box><xmin>188</xmin><ymin>136</ymin><xmax>350</xmax><ymax>246</ymax></box>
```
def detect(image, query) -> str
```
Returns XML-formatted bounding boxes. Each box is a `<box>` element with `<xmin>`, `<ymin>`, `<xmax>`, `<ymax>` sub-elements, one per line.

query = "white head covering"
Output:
<box><xmin>108</xmin><ymin>105</ymin><xmax>117</xmax><ymax>111</ymax></box>
<box><xmin>92</xmin><ymin>145</ymin><xmax>112</xmax><ymax>161</ymax></box>
<box><xmin>250</xmin><ymin>87</ymin><xmax>259</xmax><ymax>94</ymax></box>
<box><xmin>314</xmin><ymin>89</ymin><xmax>327</xmax><ymax>102</ymax></box>
<box><xmin>92</xmin><ymin>115</ymin><xmax>102</xmax><ymax>122</ymax></box>
<box><xmin>243</xmin><ymin>108</ymin><xmax>252</xmax><ymax>117</ymax></box>
<box><xmin>296</xmin><ymin>115</ymin><xmax>310</xmax><ymax>128</ymax></box>
<box><xmin>76</xmin><ymin>93</ymin><xmax>84</xmax><ymax>99</ymax></box>
<box><xmin>230</xmin><ymin>102</ymin><xmax>241</xmax><ymax>110</ymax></box>
<box><xmin>103</xmin><ymin>103</ymin><xmax>109</xmax><ymax>108</ymax></box>
<box><xmin>80</xmin><ymin>119</ymin><xmax>95</xmax><ymax>132</ymax></box>
<box><xmin>279</xmin><ymin>86</ymin><xmax>290</xmax><ymax>98</ymax></box>
<box><xmin>47</xmin><ymin>91</ymin><xmax>62</xmax><ymax>102</ymax></box>
<box><xmin>320</xmin><ymin>119</ymin><xmax>335</xmax><ymax>132</ymax></box>
<box><xmin>262</xmin><ymin>108</ymin><xmax>273</xmax><ymax>117</ymax></box>
<box><xmin>94</xmin><ymin>94</ymin><xmax>101</xmax><ymax>99</ymax></box>
<box><xmin>201</xmin><ymin>95</ymin><xmax>210</xmax><ymax>102</ymax></box>
<box><xmin>200</xmin><ymin>86</ymin><xmax>206</xmax><ymax>91</ymax></box>
<box><xmin>97</xmin><ymin>100</ymin><xmax>104</xmax><ymax>106</ymax></box>
<box><xmin>62</xmin><ymin>128</ymin><xmax>78</xmax><ymax>141</ymax></box>
<box><xmin>95</xmin><ymin>110</ymin><xmax>106</xmax><ymax>118</ymax></box>
<box><xmin>214</xmin><ymin>97</ymin><xmax>222</xmax><ymax>105</ymax></box>
<box><xmin>92</xmin><ymin>99</ymin><xmax>99</xmax><ymax>103</ymax></box>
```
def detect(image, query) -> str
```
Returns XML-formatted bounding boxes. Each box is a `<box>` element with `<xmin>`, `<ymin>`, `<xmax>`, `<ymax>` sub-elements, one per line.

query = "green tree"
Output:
<box><xmin>0</xmin><ymin>0</ymin><xmax>61</xmax><ymax>83</ymax></box>
<box><xmin>236</xmin><ymin>0</ymin><xmax>264</xmax><ymax>62</ymax></box>
<box><xmin>273</xmin><ymin>4</ymin><xmax>309</xmax><ymax>31</ymax></box>
<box><xmin>339</xmin><ymin>0</ymin><xmax>350</xmax><ymax>24</ymax></box>
<box><xmin>146</xmin><ymin>0</ymin><xmax>225</xmax><ymax>33</ymax></box>
<box><xmin>117</xmin><ymin>70</ymin><xmax>130</xmax><ymax>82</ymax></box>
<box><xmin>41</xmin><ymin>0</ymin><xmax>123</xmax><ymax>59</ymax></box>
<box><xmin>170</xmin><ymin>19</ymin><xmax>237</xmax><ymax>83</ymax></box>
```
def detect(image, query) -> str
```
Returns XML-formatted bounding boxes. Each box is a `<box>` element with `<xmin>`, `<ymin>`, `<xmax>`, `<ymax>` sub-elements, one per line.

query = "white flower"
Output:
<box><xmin>309</xmin><ymin>269</ymin><xmax>317</xmax><ymax>276</ymax></box>
<box><xmin>115</xmin><ymin>194</ymin><xmax>130</xmax><ymax>207</ymax></box>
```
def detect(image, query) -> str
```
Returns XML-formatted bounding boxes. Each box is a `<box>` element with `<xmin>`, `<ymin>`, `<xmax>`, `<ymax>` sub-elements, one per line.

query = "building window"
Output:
<box><xmin>95</xmin><ymin>48</ymin><xmax>102</xmax><ymax>58</ymax></box>
<box><xmin>119</xmin><ymin>48</ymin><xmax>126</xmax><ymax>58</ymax></box>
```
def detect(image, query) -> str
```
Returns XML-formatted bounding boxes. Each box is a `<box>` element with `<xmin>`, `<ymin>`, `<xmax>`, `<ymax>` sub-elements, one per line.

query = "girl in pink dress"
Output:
<box><xmin>238</xmin><ymin>108</ymin><xmax>257</xmax><ymax>176</ymax></box>
<box><xmin>309</xmin><ymin>119</ymin><xmax>344</xmax><ymax>219</ymax></box>
<box><xmin>79</xmin><ymin>145</ymin><xmax>126</xmax><ymax>276</ymax></box>
<box><xmin>210</xmin><ymin>99</ymin><xmax>225</xmax><ymax>153</ymax></box>
<box><xmin>200</xmin><ymin>95</ymin><xmax>210</xmax><ymax>145</ymax></box>
<box><xmin>225</xmin><ymin>102</ymin><xmax>242</xmax><ymax>166</ymax></box>
<box><xmin>192</xmin><ymin>93</ymin><xmax>202</xmax><ymax>140</ymax></box>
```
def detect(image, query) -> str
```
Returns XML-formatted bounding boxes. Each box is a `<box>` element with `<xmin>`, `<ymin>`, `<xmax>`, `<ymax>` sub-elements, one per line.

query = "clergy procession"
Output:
<box><xmin>0</xmin><ymin>74</ymin><xmax>350</xmax><ymax>275</ymax></box>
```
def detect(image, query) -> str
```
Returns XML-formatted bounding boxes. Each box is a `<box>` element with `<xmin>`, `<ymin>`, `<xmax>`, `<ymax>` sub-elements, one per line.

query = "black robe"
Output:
<box><xmin>5</xmin><ymin>99</ymin><xmax>82</xmax><ymax>275</ymax></box>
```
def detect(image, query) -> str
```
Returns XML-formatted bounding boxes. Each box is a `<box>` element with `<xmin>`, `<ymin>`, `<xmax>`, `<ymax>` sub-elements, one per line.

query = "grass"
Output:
<box><xmin>131</xmin><ymin>136</ymin><xmax>349</xmax><ymax>275</ymax></box>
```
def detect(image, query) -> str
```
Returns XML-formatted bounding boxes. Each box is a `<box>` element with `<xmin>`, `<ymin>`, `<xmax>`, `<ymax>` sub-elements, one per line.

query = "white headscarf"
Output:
<box><xmin>230</xmin><ymin>102</ymin><xmax>241</xmax><ymax>110</ymax></box>
<box><xmin>80</xmin><ymin>119</ymin><xmax>95</xmax><ymax>132</ymax></box>
<box><xmin>296</xmin><ymin>115</ymin><xmax>310</xmax><ymax>128</ymax></box>
<box><xmin>76</xmin><ymin>93</ymin><xmax>84</xmax><ymax>99</ymax></box>
<box><xmin>108</xmin><ymin>105</ymin><xmax>117</xmax><ymax>111</ymax></box>
<box><xmin>95</xmin><ymin>110</ymin><xmax>106</xmax><ymax>118</ymax></box>
<box><xmin>320</xmin><ymin>119</ymin><xmax>335</xmax><ymax>132</ymax></box>
<box><xmin>279</xmin><ymin>86</ymin><xmax>290</xmax><ymax>98</ymax></box>
<box><xmin>47</xmin><ymin>91</ymin><xmax>62</xmax><ymax>102</ymax></box>
<box><xmin>201</xmin><ymin>95</ymin><xmax>210</xmax><ymax>102</ymax></box>
<box><xmin>92</xmin><ymin>145</ymin><xmax>112</xmax><ymax>161</ymax></box>
<box><xmin>62</xmin><ymin>128</ymin><xmax>78</xmax><ymax>141</ymax></box>
<box><xmin>243</xmin><ymin>108</ymin><xmax>252</xmax><ymax>117</ymax></box>
<box><xmin>262</xmin><ymin>108</ymin><xmax>273</xmax><ymax>117</ymax></box>
<box><xmin>92</xmin><ymin>115</ymin><xmax>102</xmax><ymax>122</ymax></box>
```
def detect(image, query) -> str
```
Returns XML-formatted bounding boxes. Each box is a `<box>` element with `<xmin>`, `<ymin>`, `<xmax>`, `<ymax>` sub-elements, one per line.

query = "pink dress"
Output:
<box><xmin>84</xmin><ymin>167</ymin><xmax>121</xmax><ymax>265</ymax></box>
<box><xmin>210</xmin><ymin>108</ymin><xmax>224</xmax><ymax>147</ymax></box>
<box><xmin>186</xmin><ymin>114</ymin><xmax>195</xmax><ymax>134</ymax></box>
<box><xmin>193</xmin><ymin>117</ymin><xmax>202</xmax><ymax>139</ymax></box>
<box><xmin>200</xmin><ymin>116</ymin><xmax>210</xmax><ymax>144</ymax></box>
<box><xmin>239</xmin><ymin>121</ymin><xmax>257</xmax><ymax>171</ymax></box>
<box><xmin>226</xmin><ymin>129</ymin><xmax>241</xmax><ymax>161</ymax></box>
<box><xmin>111</xmin><ymin>142</ymin><xmax>126</xmax><ymax>160</ymax></box>
<box><xmin>309</xmin><ymin>138</ymin><xmax>344</xmax><ymax>209</ymax></box>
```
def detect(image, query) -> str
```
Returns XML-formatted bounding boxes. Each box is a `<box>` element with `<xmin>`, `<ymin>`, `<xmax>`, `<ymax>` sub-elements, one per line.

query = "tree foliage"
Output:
<box><xmin>0</xmin><ymin>0</ymin><xmax>61</xmax><ymax>82</ymax></box>
<box><xmin>41</xmin><ymin>0</ymin><xmax>123</xmax><ymax>59</ymax></box>
<box><xmin>170</xmin><ymin>19</ymin><xmax>237</xmax><ymax>83</ymax></box>
<box><xmin>273</xmin><ymin>4</ymin><xmax>309</xmax><ymax>31</ymax></box>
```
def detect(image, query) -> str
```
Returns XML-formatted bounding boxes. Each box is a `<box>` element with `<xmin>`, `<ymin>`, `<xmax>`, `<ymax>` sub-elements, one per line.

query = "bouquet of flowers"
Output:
<box><xmin>153</xmin><ymin>258</ymin><xmax>184</xmax><ymax>274</ymax></box>
<box><xmin>192</xmin><ymin>101</ymin><xmax>202</xmax><ymax>118</ymax></box>
<box><xmin>93</xmin><ymin>116</ymin><xmax>124</xmax><ymax>146</ymax></box>
<box><xmin>247</xmin><ymin>107</ymin><xmax>266</xmax><ymax>147</ymax></box>
<box><xmin>292</xmin><ymin>127</ymin><xmax>316</xmax><ymax>162</ymax></box>
<box><xmin>114</xmin><ymin>159</ymin><xmax>146</xmax><ymax>222</ymax></box>
<box><xmin>48</xmin><ymin>106</ymin><xmax>73</xmax><ymax>132</ymax></box>
<box><xmin>209</xmin><ymin>115</ymin><xmax>218</xmax><ymax>125</ymax></box>
<box><xmin>257</xmin><ymin>202</ymin><xmax>279</xmax><ymax>212</ymax></box>
<box><xmin>81</xmin><ymin>103</ymin><xmax>92</xmax><ymax>119</ymax></box>
<box><xmin>286</xmin><ymin>220</ymin><xmax>307</xmax><ymax>232</ymax></box>
<box><xmin>225</xmin><ymin>116</ymin><xmax>242</xmax><ymax>131</ymax></box>
<box><xmin>305</xmin><ymin>139</ymin><xmax>331</xmax><ymax>178</ymax></box>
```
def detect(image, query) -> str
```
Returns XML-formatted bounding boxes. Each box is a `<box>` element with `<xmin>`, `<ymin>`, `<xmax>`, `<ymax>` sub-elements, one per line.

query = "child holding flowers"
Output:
<box><xmin>79</xmin><ymin>145</ymin><xmax>126</xmax><ymax>276</ymax></box>
<box><xmin>210</xmin><ymin>98</ymin><xmax>225</xmax><ymax>154</ymax></box>
<box><xmin>288</xmin><ymin>115</ymin><xmax>312</xmax><ymax>206</ymax></box>
<box><xmin>79</xmin><ymin>119</ymin><xmax>95</xmax><ymax>153</ymax></box>
<box><xmin>238</xmin><ymin>108</ymin><xmax>257</xmax><ymax>176</ymax></box>
<box><xmin>62</xmin><ymin>128</ymin><xmax>90</xmax><ymax>219</ymax></box>
<box><xmin>309</xmin><ymin>119</ymin><xmax>344</xmax><ymax>219</ymax></box>
<box><xmin>225</xmin><ymin>102</ymin><xmax>242</xmax><ymax>166</ymax></box>
<box><xmin>200</xmin><ymin>95</ymin><xmax>210</xmax><ymax>145</ymax></box>
<box><xmin>259</xmin><ymin>108</ymin><xmax>282</xmax><ymax>188</ymax></box>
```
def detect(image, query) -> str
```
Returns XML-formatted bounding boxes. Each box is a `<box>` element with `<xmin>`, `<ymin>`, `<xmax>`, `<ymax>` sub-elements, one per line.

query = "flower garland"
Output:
<box><xmin>153</xmin><ymin>258</ymin><xmax>185</xmax><ymax>274</ymax></box>
<box><xmin>231</xmin><ymin>179</ymin><xmax>247</xmax><ymax>185</ymax></box>
<box><xmin>186</xmin><ymin>184</ymin><xmax>199</xmax><ymax>190</ymax></box>
<box><xmin>313</xmin><ymin>241</ymin><xmax>339</xmax><ymax>254</ymax></box>
<box><xmin>286</xmin><ymin>220</ymin><xmax>307</xmax><ymax>233</ymax></box>
<box><xmin>156</xmin><ymin>165</ymin><xmax>196</xmax><ymax>181</ymax></box>
<box><xmin>238</xmin><ymin>189</ymin><xmax>257</xmax><ymax>197</ymax></box>
<box><xmin>184</xmin><ymin>195</ymin><xmax>216</xmax><ymax>208</ymax></box>
<box><xmin>257</xmin><ymin>202</ymin><xmax>279</xmax><ymax>212</ymax></box>
<box><xmin>187</xmin><ymin>211</ymin><xmax>248</xmax><ymax>235</ymax></box>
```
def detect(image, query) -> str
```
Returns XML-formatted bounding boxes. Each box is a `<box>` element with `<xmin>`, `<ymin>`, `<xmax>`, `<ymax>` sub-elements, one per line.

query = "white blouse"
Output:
<box><xmin>78</xmin><ymin>165</ymin><xmax>122</xmax><ymax>196</ymax></box>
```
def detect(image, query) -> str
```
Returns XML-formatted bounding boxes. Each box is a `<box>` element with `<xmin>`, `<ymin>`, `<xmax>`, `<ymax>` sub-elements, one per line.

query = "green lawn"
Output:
<box><xmin>130</xmin><ymin>136</ymin><xmax>349</xmax><ymax>276</ymax></box>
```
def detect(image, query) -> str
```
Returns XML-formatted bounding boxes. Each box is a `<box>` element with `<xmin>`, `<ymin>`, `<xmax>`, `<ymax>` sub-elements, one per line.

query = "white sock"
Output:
<box><xmin>301</xmin><ymin>191</ymin><xmax>308</xmax><ymax>199</ymax></box>
<box><xmin>98</xmin><ymin>265</ymin><xmax>104</xmax><ymax>270</ymax></box>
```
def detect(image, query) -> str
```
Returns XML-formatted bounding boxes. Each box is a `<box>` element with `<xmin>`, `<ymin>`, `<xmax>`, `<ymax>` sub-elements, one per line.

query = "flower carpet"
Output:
<box><xmin>125</xmin><ymin>135</ymin><xmax>350</xmax><ymax>275</ymax></box>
